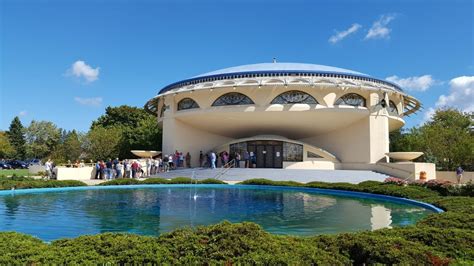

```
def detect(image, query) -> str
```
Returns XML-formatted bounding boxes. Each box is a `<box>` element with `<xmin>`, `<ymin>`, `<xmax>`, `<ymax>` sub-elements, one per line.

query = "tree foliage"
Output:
<box><xmin>85</xmin><ymin>126</ymin><xmax>123</xmax><ymax>161</ymax></box>
<box><xmin>24</xmin><ymin>120</ymin><xmax>61</xmax><ymax>159</ymax></box>
<box><xmin>0</xmin><ymin>131</ymin><xmax>15</xmax><ymax>159</ymax></box>
<box><xmin>91</xmin><ymin>105</ymin><xmax>150</xmax><ymax>129</ymax></box>
<box><xmin>390</xmin><ymin>108</ymin><xmax>473</xmax><ymax>170</ymax></box>
<box><xmin>7</xmin><ymin>117</ymin><xmax>26</xmax><ymax>160</ymax></box>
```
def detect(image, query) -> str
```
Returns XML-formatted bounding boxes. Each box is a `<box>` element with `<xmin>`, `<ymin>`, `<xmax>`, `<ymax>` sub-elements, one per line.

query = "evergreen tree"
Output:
<box><xmin>7</xmin><ymin>116</ymin><xmax>26</xmax><ymax>160</ymax></box>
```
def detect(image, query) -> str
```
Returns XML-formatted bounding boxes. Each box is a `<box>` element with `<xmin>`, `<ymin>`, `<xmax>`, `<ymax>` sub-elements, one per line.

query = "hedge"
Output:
<box><xmin>0</xmin><ymin>176</ymin><xmax>87</xmax><ymax>190</ymax></box>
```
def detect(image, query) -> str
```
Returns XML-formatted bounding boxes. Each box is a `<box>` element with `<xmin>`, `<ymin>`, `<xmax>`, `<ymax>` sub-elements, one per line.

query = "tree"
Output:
<box><xmin>0</xmin><ymin>131</ymin><xmax>15</xmax><ymax>159</ymax></box>
<box><xmin>51</xmin><ymin>130</ymin><xmax>83</xmax><ymax>163</ymax></box>
<box><xmin>91</xmin><ymin>105</ymin><xmax>162</xmax><ymax>158</ymax></box>
<box><xmin>24</xmin><ymin>120</ymin><xmax>61</xmax><ymax>159</ymax></box>
<box><xmin>7</xmin><ymin>116</ymin><xmax>26</xmax><ymax>160</ymax></box>
<box><xmin>85</xmin><ymin>126</ymin><xmax>123</xmax><ymax>161</ymax></box>
<box><xmin>91</xmin><ymin>105</ymin><xmax>151</xmax><ymax>129</ymax></box>
<box><xmin>420</xmin><ymin>108</ymin><xmax>473</xmax><ymax>170</ymax></box>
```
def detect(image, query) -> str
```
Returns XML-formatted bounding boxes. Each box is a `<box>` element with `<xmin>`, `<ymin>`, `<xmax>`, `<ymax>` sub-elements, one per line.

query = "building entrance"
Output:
<box><xmin>247</xmin><ymin>140</ymin><xmax>283</xmax><ymax>168</ymax></box>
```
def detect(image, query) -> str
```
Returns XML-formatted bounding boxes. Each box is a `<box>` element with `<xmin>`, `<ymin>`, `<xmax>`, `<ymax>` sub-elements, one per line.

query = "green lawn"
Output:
<box><xmin>0</xmin><ymin>169</ymin><xmax>30</xmax><ymax>177</ymax></box>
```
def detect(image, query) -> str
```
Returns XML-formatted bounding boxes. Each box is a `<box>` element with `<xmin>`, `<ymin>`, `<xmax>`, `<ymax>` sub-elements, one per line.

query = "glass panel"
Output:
<box><xmin>230</xmin><ymin>142</ymin><xmax>247</xmax><ymax>156</ymax></box>
<box><xmin>283</xmin><ymin>142</ymin><xmax>303</xmax><ymax>162</ymax></box>
<box><xmin>271</xmin><ymin>90</ymin><xmax>318</xmax><ymax>104</ymax></box>
<box><xmin>212</xmin><ymin>92</ymin><xmax>254</xmax><ymax>106</ymax></box>
<box><xmin>334</xmin><ymin>93</ymin><xmax>366</xmax><ymax>107</ymax></box>
<box><xmin>177</xmin><ymin>98</ymin><xmax>199</xmax><ymax>110</ymax></box>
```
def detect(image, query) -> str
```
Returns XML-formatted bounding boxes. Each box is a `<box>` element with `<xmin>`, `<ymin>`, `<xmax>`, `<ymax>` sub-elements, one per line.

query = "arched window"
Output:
<box><xmin>389</xmin><ymin>100</ymin><xmax>398</xmax><ymax>114</ymax></box>
<box><xmin>212</xmin><ymin>92</ymin><xmax>254</xmax><ymax>106</ymax></box>
<box><xmin>177</xmin><ymin>98</ymin><xmax>199</xmax><ymax>111</ymax></box>
<box><xmin>334</xmin><ymin>93</ymin><xmax>366</xmax><ymax>107</ymax></box>
<box><xmin>271</xmin><ymin>90</ymin><xmax>318</xmax><ymax>104</ymax></box>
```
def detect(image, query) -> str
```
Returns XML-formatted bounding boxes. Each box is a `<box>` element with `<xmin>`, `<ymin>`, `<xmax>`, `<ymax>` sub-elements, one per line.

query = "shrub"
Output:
<box><xmin>0</xmin><ymin>179</ymin><xmax>86</xmax><ymax>190</ymax></box>
<box><xmin>140</xmin><ymin>178</ymin><xmax>170</xmax><ymax>184</ymax></box>
<box><xmin>417</xmin><ymin>212</ymin><xmax>474</xmax><ymax>230</ymax></box>
<box><xmin>168</xmin><ymin>177</ymin><xmax>193</xmax><ymax>184</ymax></box>
<box><xmin>0</xmin><ymin>232</ymin><xmax>52</xmax><ymax>264</ymax></box>
<box><xmin>384</xmin><ymin>177</ymin><xmax>408</xmax><ymax>186</ymax></box>
<box><xmin>198</xmin><ymin>178</ymin><xmax>227</xmax><ymax>184</ymax></box>
<box><xmin>239</xmin><ymin>178</ymin><xmax>303</xmax><ymax>187</ymax></box>
<box><xmin>425</xmin><ymin>196</ymin><xmax>474</xmax><ymax>213</ymax></box>
<box><xmin>98</xmin><ymin>178</ymin><xmax>141</xmax><ymax>186</ymax></box>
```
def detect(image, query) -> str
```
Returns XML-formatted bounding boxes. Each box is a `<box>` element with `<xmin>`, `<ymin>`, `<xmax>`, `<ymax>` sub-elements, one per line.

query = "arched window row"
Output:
<box><xmin>334</xmin><ymin>93</ymin><xmax>366</xmax><ymax>107</ymax></box>
<box><xmin>271</xmin><ymin>90</ymin><xmax>318</xmax><ymax>104</ymax></box>
<box><xmin>177</xmin><ymin>98</ymin><xmax>199</xmax><ymax>111</ymax></box>
<box><xmin>212</xmin><ymin>92</ymin><xmax>254</xmax><ymax>106</ymax></box>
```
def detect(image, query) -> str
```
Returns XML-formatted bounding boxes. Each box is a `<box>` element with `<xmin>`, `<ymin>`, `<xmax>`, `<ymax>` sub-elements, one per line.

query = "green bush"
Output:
<box><xmin>0</xmin><ymin>178</ymin><xmax>87</xmax><ymax>190</ymax></box>
<box><xmin>98</xmin><ymin>178</ymin><xmax>141</xmax><ymax>186</ymax></box>
<box><xmin>239</xmin><ymin>178</ymin><xmax>303</xmax><ymax>187</ymax></box>
<box><xmin>198</xmin><ymin>178</ymin><xmax>227</xmax><ymax>184</ymax></box>
<box><xmin>140</xmin><ymin>178</ymin><xmax>170</xmax><ymax>184</ymax></box>
<box><xmin>417</xmin><ymin>212</ymin><xmax>474</xmax><ymax>230</ymax></box>
<box><xmin>168</xmin><ymin>177</ymin><xmax>193</xmax><ymax>184</ymax></box>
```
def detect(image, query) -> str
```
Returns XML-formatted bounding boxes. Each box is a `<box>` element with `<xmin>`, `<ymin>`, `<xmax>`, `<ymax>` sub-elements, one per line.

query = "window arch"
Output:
<box><xmin>177</xmin><ymin>98</ymin><xmax>199</xmax><ymax>111</ymax></box>
<box><xmin>389</xmin><ymin>100</ymin><xmax>398</xmax><ymax>114</ymax></box>
<box><xmin>212</xmin><ymin>92</ymin><xmax>254</xmax><ymax>106</ymax></box>
<box><xmin>271</xmin><ymin>90</ymin><xmax>318</xmax><ymax>104</ymax></box>
<box><xmin>334</xmin><ymin>93</ymin><xmax>366</xmax><ymax>107</ymax></box>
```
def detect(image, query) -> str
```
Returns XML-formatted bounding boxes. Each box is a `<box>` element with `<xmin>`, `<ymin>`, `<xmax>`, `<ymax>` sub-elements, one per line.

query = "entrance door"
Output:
<box><xmin>247</xmin><ymin>141</ymin><xmax>283</xmax><ymax>168</ymax></box>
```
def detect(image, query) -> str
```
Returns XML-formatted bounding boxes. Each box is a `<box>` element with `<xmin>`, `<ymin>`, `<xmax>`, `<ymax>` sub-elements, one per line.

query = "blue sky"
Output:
<box><xmin>1</xmin><ymin>0</ymin><xmax>473</xmax><ymax>132</ymax></box>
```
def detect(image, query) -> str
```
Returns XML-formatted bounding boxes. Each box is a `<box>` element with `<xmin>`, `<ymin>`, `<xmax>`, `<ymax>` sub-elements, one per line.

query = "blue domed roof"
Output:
<box><xmin>194</xmin><ymin>62</ymin><xmax>369</xmax><ymax>78</ymax></box>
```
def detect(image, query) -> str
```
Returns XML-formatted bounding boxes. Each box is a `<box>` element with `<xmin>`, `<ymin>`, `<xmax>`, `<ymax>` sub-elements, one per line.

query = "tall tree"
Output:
<box><xmin>7</xmin><ymin>116</ymin><xmax>26</xmax><ymax>160</ymax></box>
<box><xmin>91</xmin><ymin>105</ymin><xmax>150</xmax><ymax>129</ymax></box>
<box><xmin>85</xmin><ymin>126</ymin><xmax>123</xmax><ymax>161</ymax></box>
<box><xmin>24</xmin><ymin>120</ymin><xmax>61</xmax><ymax>159</ymax></box>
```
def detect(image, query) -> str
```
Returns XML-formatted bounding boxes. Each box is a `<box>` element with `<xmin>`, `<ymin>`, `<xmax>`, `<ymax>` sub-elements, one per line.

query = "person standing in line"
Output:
<box><xmin>116</xmin><ymin>161</ymin><xmax>124</xmax><ymax>178</ymax></box>
<box><xmin>131</xmin><ymin>160</ymin><xmax>139</xmax><ymax>178</ymax></box>
<box><xmin>210</xmin><ymin>151</ymin><xmax>216</xmax><ymax>169</ymax></box>
<box><xmin>185</xmin><ymin>152</ymin><xmax>191</xmax><ymax>168</ymax></box>
<box><xmin>154</xmin><ymin>157</ymin><xmax>161</xmax><ymax>174</ymax></box>
<box><xmin>243</xmin><ymin>150</ymin><xmax>250</xmax><ymax>168</ymax></box>
<box><xmin>125</xmin><ymin>160</ymin><xmax>132</xmax><ymax>178</ymax></box>
<box><xmin>456</xmin><ymin>166</ymin><xmax>464</xmax><ymax>184</ymax></box>
<box><xmin>106</xmin><ymin>159</ymin><xmax>113</xmax><ymax>180</ymax></box>
<box><xmin>199</xmin><ymin>151</ymin><xmax>204</xmax><ymax>167</ymax></box>
<box><xmin>235</xmin><ymin>152</ymin><xmax>241</xmax><ymax>168</ymax></box>
<box><xmin>94</xmin><ymin>160</ymin><xmax>101</xmax><ymax>179</ymax></box>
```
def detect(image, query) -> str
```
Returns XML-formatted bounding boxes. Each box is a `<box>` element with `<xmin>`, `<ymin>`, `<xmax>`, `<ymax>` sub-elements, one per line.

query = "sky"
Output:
<box><xmin>1</xmin><ymin>0</ymin><xmax>473</xmax><ymax>132</ymax></box>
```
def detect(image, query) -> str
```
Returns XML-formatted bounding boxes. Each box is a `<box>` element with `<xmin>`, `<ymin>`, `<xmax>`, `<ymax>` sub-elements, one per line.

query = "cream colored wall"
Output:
<box><xmin>55</xmin><ymin>167</ymin><xmax>94</xmax><ymax>181</ymax></box>
<box><xmin>436</xmin><ymin>171</ymin><xmax>474</xmax><ymax>183</ymax></box>
<box><xmin>162</xmin><ymin>117</ymin><xmax>233</xmax><ymax>167</ymax></box>
<box><xmin>301</xmin><ymin>116</ymin><xmax>371</xmax><ymax>163</ymax></box>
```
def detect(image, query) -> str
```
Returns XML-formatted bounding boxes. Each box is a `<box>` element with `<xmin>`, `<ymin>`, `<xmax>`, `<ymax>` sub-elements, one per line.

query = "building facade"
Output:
<box><xmin>145</xmin><ymin>62</ymin><xmax>432</xmax><ymax>178</ymax></box>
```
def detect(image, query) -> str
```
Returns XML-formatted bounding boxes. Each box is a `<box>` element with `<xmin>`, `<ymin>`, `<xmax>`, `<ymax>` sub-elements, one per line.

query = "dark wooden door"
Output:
<box><xmin>256</xmin><ymin>145</ymin><xmax>265</xmax><ymax>168</ymax></box>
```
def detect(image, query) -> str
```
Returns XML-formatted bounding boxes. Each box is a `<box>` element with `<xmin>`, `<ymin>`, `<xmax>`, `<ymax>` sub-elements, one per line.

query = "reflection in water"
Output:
<box><xmin>0</xmin><ymin>187</ymin><xmax>434</xmax><ymax>241</ymax></box>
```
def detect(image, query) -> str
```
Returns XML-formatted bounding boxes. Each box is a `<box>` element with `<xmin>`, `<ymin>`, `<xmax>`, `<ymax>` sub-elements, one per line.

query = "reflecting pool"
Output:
<box><xmin>0</xmin><ymin>185</ymin><xmax>435</xmax><ymax>241</ymax></box>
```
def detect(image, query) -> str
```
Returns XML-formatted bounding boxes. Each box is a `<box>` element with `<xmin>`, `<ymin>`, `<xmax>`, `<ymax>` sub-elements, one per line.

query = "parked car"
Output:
<box><xmin>7</xmin><ymin>160</ymin><xmax>29</xmax><ymax>169</ymax></box>
<box><xmin>26</xmin><ymin>158</ymin><xmax>42</xmax><ymax>166</ymax></box>
<box><xmin>0</xmin><ymin>161</ymin><xmax>12</xmax><ymax>169</ymax></box>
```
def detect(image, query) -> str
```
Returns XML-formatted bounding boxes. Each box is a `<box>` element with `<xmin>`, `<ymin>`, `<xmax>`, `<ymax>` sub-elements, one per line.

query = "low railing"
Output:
<box><xmin>213</xmin><ymin>159</ymin><xmax>236</xmax><ymax>180</ymax></box>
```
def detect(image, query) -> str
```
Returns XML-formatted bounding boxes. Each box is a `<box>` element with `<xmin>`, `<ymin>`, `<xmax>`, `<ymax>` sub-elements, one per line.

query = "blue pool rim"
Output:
<box><xmin>0</xmin><ymin>184</ymin><xmax>444</xmax><ymax>213</ymax></box>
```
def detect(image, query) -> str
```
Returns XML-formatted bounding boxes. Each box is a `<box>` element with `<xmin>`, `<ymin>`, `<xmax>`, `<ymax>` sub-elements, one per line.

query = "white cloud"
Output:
<box><xmin>435</xmin><ymin>76</ymin><xmax>474</xmax><ymax>112</ymax></box>
<box><xmin>68</xmin><ymin>60</ymin><xmax>100</xmax><ymax>82</ymax></box>
<box><xmin>421</xmin><ymin>107</ymin><xmax>436</xmax><ymax>124</ymax></box>
<box><xmin>74</xmin><ymin>97</ymin><xmax>103</xmax><ymax>107</ymax></box>
<box><xmin>365</xmin><ymin>14</ymin><xmax>396</xmax><ymax>40</ymax></box>
<box><xmin>329</xmin><ymin>24</ymin><xmax>362</xmax><ymax>44</ymax></box>
<box><xmin>18</xmin><ymin>110</ymin><xmax>27</xmax><ymax>117</ymax></box>
<box><xmin>386</xmin><ymin>75</ymin><xmax>435</xmax><ymax>91</ymax></box>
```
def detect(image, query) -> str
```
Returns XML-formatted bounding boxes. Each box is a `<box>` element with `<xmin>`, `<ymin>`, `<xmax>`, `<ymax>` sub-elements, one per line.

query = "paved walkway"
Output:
<box><xmin>151</xmin><ymin>168</ymin><xmax>390</xmax><ymax>184</ymax></box>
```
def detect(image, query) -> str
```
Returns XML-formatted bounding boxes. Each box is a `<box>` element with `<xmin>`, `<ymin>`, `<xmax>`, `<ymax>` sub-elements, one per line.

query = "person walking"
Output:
<box><xmin>456</xmin><ymin>166</ymin><xmax>464</xmax><ymax>184</ymax></box>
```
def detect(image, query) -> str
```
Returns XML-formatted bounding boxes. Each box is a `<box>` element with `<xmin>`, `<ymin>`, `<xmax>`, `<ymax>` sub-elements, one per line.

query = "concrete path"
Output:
<box><xmin>151</xmin><ymin>168</ymin><xmax>390</xmax><ymax>184</ymax></box>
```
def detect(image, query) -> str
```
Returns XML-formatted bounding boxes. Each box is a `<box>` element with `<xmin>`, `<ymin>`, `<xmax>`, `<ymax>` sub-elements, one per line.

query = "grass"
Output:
<box><xmin>0</xmin><ymin>169</ymin><xmax>30</xmax><ymax>177</ymax></box>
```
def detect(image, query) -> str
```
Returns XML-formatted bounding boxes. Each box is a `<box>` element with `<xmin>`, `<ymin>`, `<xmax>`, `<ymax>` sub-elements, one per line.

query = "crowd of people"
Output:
<box><xmin>199</xmin><ymin>150</ymin><xmax>257</xmax><ymax>169</ymax></box>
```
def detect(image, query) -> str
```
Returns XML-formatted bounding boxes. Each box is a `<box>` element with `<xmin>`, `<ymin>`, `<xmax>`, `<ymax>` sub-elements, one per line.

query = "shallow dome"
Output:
<box><xmin>193</xmin><ymin>62</ymin><xmax>370</xmax><ymax>78</ymax></box>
